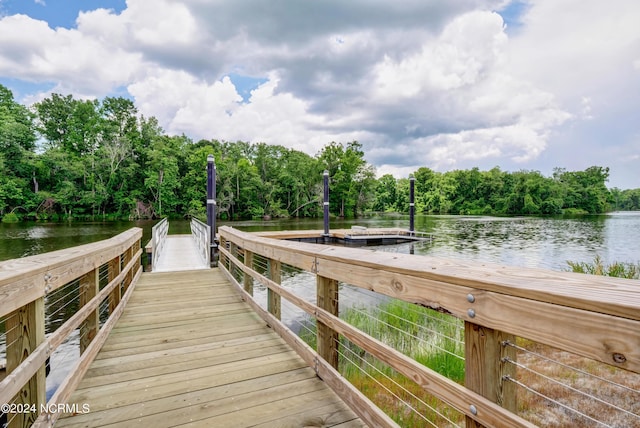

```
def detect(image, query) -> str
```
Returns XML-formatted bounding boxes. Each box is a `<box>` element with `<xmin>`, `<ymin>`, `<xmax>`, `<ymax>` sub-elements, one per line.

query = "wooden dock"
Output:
<box><xmin>56</xmin><ymin>269</ymin><xmax>363</xmax><ymax>427</ymax></box>
<box><xmin>4</xmin><ymin>222</ymin><xmax>639</xmax><ymax>428</ymax></box>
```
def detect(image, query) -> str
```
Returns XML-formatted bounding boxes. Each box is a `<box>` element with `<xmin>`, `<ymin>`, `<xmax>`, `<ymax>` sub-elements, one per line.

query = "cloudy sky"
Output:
<box><xmin>1</xmin><ymin>0</ymin><xmax>638</xmax><ymax>188</ymax></box>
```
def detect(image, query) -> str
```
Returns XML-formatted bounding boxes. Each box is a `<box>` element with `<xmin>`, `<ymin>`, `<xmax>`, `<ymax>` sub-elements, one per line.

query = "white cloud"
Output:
<box><xmin>1</xmin><ymin>0</ymin><xmax>639</xmax><ymax>187</ymax></box>
<box><xmin>0</xmin><ymin>12</ymin><xmax>142</xmax><ymax>94</ymax></box>
<box><xmin>374</xmin><ymin>11</ymin><xmax>507</xmax><ymax>98</ymax></box>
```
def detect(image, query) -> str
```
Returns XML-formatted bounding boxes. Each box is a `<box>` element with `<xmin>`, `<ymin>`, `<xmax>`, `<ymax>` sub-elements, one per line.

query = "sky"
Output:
<box><xmin>0</xmin><ymin>0</ymin><xmax>638</xmax><ymax>189</ymax></box>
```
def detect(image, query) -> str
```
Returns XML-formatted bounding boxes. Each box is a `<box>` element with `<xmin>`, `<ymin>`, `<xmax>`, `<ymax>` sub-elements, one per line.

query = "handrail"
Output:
<box><xmin>217</xmin><ymin>225</ymin><xmax>640</xmax><ymax>428</ymax></box>
<box><xmin>0</xmin><ymin>228</ymin><xmax>142</xmax><ymax>427</ymax></box>
<box><xmin>190</xmin><ymin>217</ymin><xmax>210</xmax><ymax>266</ymax></box>
<box><xmin>150</xmin><ymin>217</ymin><xmax>168</xmax><ymax>270</ymax></box>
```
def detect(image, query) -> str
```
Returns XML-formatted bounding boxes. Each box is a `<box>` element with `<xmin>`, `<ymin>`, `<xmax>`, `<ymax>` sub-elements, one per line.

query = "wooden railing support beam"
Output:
<box><xmin>317</xmin><ymin>275</ymin><xmax>339</xmax><ymax>369</ymax></box>
<box><xmin>108</xmin><ymin>255</ymin><xmax>121</xmax><ymax>315</ymax></box>
<box><xmin>5</xmin><ymin>297</ymin><xmax>45</xmax><ymax>428</ymax></box>
<box><xmin>243</xmin><ymin>250</ymin><xmax>254</xmax><ymax>295</ymax></box>
<box><xmin>229</xmin><ymin>242</ymin><xmax>238</xmax><ymax>279</ymax></box>
<box><xmin>268</xmin><ymin>259</ymin><xmax>281</xmax><ymax>320</ymax></box>
<box><xmin>464</xmin><ymin>322</ymin><xmax>517</xmax><ymax>428</ymax></box>
<box><xmin>79</xmin><ymin>268</ymin><xmax>100</xmax><ymax>354</ymax></box>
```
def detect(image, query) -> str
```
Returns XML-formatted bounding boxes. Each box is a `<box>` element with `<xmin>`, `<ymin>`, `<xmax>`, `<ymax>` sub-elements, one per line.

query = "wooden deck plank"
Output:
<box><xmin>50</xmin><ymin>369</ymin><xmax>319</xmax><ymax>428</ymax></box>
<box><xmin>56</xmin><ymin>269</ymin><xmax>363</xmax><ymax>427</ymax></box>
<box><xmin>79</xmin><ymin>345</ymin><xmax>297</xmax><ymax>388</ymax></box>
<box><xmin>190</xmin><ymin>388</ymin><xmax>356</xmax><ymax>427</ymax></box>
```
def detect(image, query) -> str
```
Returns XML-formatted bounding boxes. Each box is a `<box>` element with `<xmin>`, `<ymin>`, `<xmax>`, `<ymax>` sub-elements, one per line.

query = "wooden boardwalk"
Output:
<box><xmin>56</xmin><ymin>269</ymin><xmax>363</xmax><ymax>427</ymax></box>
<box><xmin>154</xmin><ymin>235</ymin><xmax>209</xmax><ymax>272</ymax></box>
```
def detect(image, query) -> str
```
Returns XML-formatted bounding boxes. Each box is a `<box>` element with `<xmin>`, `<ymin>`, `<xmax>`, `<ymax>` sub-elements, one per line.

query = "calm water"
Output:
<box><xmin>1</xmin><ymin>213</ymin><xmax>640</xmax><ymax>269</ymax></box>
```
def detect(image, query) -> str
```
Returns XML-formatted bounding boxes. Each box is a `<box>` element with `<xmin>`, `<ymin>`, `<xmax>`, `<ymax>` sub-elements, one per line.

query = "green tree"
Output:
<box><xmin>0</xmin><ymin>85</ymin><xmax>37</xmax><ymax>215</ymax></box>
<box><xmin>144</xmin><ymin>136</ymin><xmax>186</xmax><ymax>216</ymax></box>
<box><xmin>318</xmin><ymin>141</ymin><xmax>374</xmax><ymax>217</ymax></box>
<box><xmin>373</xmin><ymin>174</ymin><xmax>398</xmax><ymax>212</ymax></box>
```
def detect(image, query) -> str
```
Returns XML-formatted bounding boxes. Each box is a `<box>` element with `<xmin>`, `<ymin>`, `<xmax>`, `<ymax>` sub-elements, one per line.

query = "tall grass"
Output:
<box><xmin>297</xmin><ymin>261</ymin><xmax>640</xmax><ymax>426</ymax></box>
<box><xmin>299</xmin><ymin>297</ymin><xmax>465</xmax><ymax>426</ymax></box>
<box><xmin>567</xmin><ymin>255</ymin><xmax>640</xmax><ymax>279</ymax></box>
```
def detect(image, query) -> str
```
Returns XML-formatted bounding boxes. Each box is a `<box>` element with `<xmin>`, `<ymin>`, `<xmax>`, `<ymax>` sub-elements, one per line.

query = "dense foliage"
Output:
<box><xmin>0</xmin><ymin>85</ymin><xmax>638</xmax><ymax>221</ymax></box>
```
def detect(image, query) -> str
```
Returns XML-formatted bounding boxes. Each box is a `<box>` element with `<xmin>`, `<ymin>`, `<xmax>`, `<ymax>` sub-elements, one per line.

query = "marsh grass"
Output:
<box><xmin>299</xmin><ymin>298</ymin><xmax>465</xmax><ymax>426</ymax></box>
<box><xmin>514</xmin><ymin>340</ymin><xmax>640</xmax><ymax>427</ymax></box>
<box><xmin>567</xmin><ymin>255</ymin><xmax>640</xmax><ymax>279</ymax></box>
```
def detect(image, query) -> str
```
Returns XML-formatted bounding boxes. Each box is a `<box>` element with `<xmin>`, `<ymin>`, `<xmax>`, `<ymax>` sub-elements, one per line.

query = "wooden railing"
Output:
<box><xmin>190</xmin><ymin>218</ymin><xmax>211</xmax><ymax>267</ymax></box>
<box><xmin>150</xmin><ymin>217</ymin><xmax>168</xmax><ymax>270</ymax></box>
<box><xmin>0</xmin><ymin>229</ymin><xmax>142</xmax><ymax>427</ymax></box>
<box><xmin>217</xmin><ymin>225</ymin><xmax>640</xmax><ymax>428</ymax></box>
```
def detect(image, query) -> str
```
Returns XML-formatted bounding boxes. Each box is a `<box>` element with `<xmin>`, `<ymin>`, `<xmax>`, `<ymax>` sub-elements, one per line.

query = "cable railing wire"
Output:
<box><xmin>336</xmin><ymin>299</ymin><xmax>464</xmax><ymax>361</ymax></box>
<box><xmin>339</xmin><ymin>338</ymin><xmax>462</xmax><ymax>427</ymax></box>
<box><xmin>336</xmin><ymin>285</ymin><xmax>464</xmax><ymax>341</ymax></box>
<box><xmin>504</xmin><ymin>340</ymin><xmax>640</xmax><ymax>396</ymax></box>
<box><xmin>46</xmin><ymin>292</ymin><xmax>81</xmax><ymax>322</ymax></box>
<box><xmin>504</xmin><ymin>375</ymin><xmax>614</xmax><ymax>428</ymax></box>
<box><xmin>340</xmin><ymin>282</ymin><xmax>462</xmax><ymax>330</ymax></box>
<box><xmin>337</xmin><ymin>343</ymin><xmax>443</xmax><ymax>428</ymax></box>
<box><xmin>45</xmin><ymin>281</ymin><xmax>80</xmax><ymax>311</ymax></box>
<box><xmin>365</xmin><ymin>301</ymin><xmax>463</xmax><ymax>347</ymax></box>
<box><xmin>503</xmin><ymin>356</ymin><xmax>640</xmax><ymax>421</ymax></box>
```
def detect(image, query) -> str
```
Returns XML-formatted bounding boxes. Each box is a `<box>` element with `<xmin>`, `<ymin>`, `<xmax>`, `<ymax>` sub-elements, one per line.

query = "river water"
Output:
<box><xmin>2</xmin><ymin>212</ymin><xmax>640</xmax><ymax>268</ymax></box>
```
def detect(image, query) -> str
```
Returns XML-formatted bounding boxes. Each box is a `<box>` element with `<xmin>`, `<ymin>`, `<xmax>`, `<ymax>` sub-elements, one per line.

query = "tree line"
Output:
<box><xmin>1</xmin><ymin>85</ymin><xmax>638</xmax><ymax>222</ymax></box>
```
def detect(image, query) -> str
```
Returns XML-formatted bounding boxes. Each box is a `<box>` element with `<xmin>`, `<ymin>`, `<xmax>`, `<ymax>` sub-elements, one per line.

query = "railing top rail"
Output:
<box><xmin>219</xmin><ymin>226</ymin><xmax>640</xmax><ymax>321</ymax></box>
<box><xmin>190</xmin><ymin>217</ymin><xmax>211</xmax><ymax>266</ymax></box>
<box><xmin>152</xmin><ymin>216</ymin><xmax>168</xmax><ymax>231</ymax></box>
<box><xmin>191</xmin><ymin>217</ymin><xmax>209</xmax><ymax>228</ymax></box>
<box><xmin>0</xmin><ymin>227</ymin><xmax>142</xmax><ymax>318</ymax></box>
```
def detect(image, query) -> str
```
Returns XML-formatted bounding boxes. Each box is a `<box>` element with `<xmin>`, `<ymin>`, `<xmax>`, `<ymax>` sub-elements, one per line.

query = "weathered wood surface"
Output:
<box><xmin>153</xmin><ymin>235</ymin><xmax>209</xmax><ymax>272</ymax></box>
<box><xmin>220</xmin><ymin>245</ymin><xmax>536</xmax><ymax>428</ymax></box>
<box><xmin>0</xmin><ymin>228</ymin><xmax>142</xmax><ymax>319</ymax></box>
<box><xmin>219</xmin><ymin>226</ymin><xmax>640</xmax><ymax>373</ymax></box>
<box><xmin>56</xmin><ymin>269</ymin><xmax>364</xmax><ymax>428</ymax></box>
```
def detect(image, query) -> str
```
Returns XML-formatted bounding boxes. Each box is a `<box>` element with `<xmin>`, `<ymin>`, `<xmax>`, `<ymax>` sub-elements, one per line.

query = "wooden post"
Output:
<box><xmin>230</xmin><ymin>242</ymin><xmax>238</xmax><ymax>279</ymax></box>
<box><xmin>108</xmin><ymin>255</ymin><xmax>121</xmax><ymax>314</ymax></box>
<box><xmin>317</xmin><ymin>275</ymin><xmax>339</xmax><ymax>369</ymax></box>
<box><xmin>122</xmin><ymin>246</ymin><xmax>132</xmax><ymax>292</ymax></box>
<box><xmin>464</xmin><ymin>322</ymin><xmax>517</xmax><ymax>428</ymax></box>
<box><xmin>243</xmin><ymin>250</ymin><xmax>254</xmax><ymax>295</ymax></box>
<box><xmin>268</xmin><ymin>259</ymin><xmax>281</xmax><ymax>320</ymax></box>
<box><xmin>80</xmin><ymin>268</ymin><xmax>100</xmax><ymax>354</ymax></box>
<box><xmin>218</xmin><ymin>236</ymin><xmax>227</xmax><ymax>269</ymax></box>
<box><xmin>5</xmin><ymin>298</ymin><xmax>46</xmax><ymax>427</ymax></box>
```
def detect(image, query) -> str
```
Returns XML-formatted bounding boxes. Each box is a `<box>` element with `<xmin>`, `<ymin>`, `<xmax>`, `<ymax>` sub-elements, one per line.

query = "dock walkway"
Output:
<box><xmin>153</xmin><ymin>234</ymin><xmax>209</xmax><ymax>272</ymax></box>
<box><xmin>56</xmin><ymin>269</ymin><xmax>363</xmax><ymax>427</ymax></box>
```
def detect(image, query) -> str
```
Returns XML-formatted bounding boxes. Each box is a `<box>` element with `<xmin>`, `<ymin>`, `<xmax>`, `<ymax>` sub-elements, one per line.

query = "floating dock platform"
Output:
<box><xmin>255</xmin><ymin>227</ymin><xmax>433</xmax><ymax>246</ymax></box>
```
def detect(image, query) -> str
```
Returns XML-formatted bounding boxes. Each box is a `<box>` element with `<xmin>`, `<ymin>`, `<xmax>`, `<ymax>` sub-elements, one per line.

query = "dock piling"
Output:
<box><xmin>409</xmin><ymin>175</ymin><xmax>415</xmax><ymax>235</ymax></box>
<box><xmin>323</xmin><ymin>170</ymin><xmax>330</xmax><ymax>241</ymax></box>
<box><xmin>207</xmin><ymin>154</ymin><xmax>218</xmax><ymax>266</ymax></box>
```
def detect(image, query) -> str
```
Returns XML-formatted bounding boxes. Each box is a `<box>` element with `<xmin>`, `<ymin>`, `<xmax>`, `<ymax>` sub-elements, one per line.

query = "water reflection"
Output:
<box><xmin>1</xmin><ymin>214</ymin><xmax>638</xmax><ymax>269</ymax></box>
<box><xmin>0</xmin><ymin>220</ymin><xmax>156</xmax><ymax>261</ymax></box>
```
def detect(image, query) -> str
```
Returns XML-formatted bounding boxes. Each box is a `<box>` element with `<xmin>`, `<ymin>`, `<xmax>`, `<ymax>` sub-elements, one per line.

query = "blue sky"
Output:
<box><xmin>0</xmin><ymin>0</ymin><xmax>126</xmax><ymax>28</ymax></box>
<box><xmin>1</xmin><ymin>0</ymin><xmax>638</xmax><ymax>189</ymax></box>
